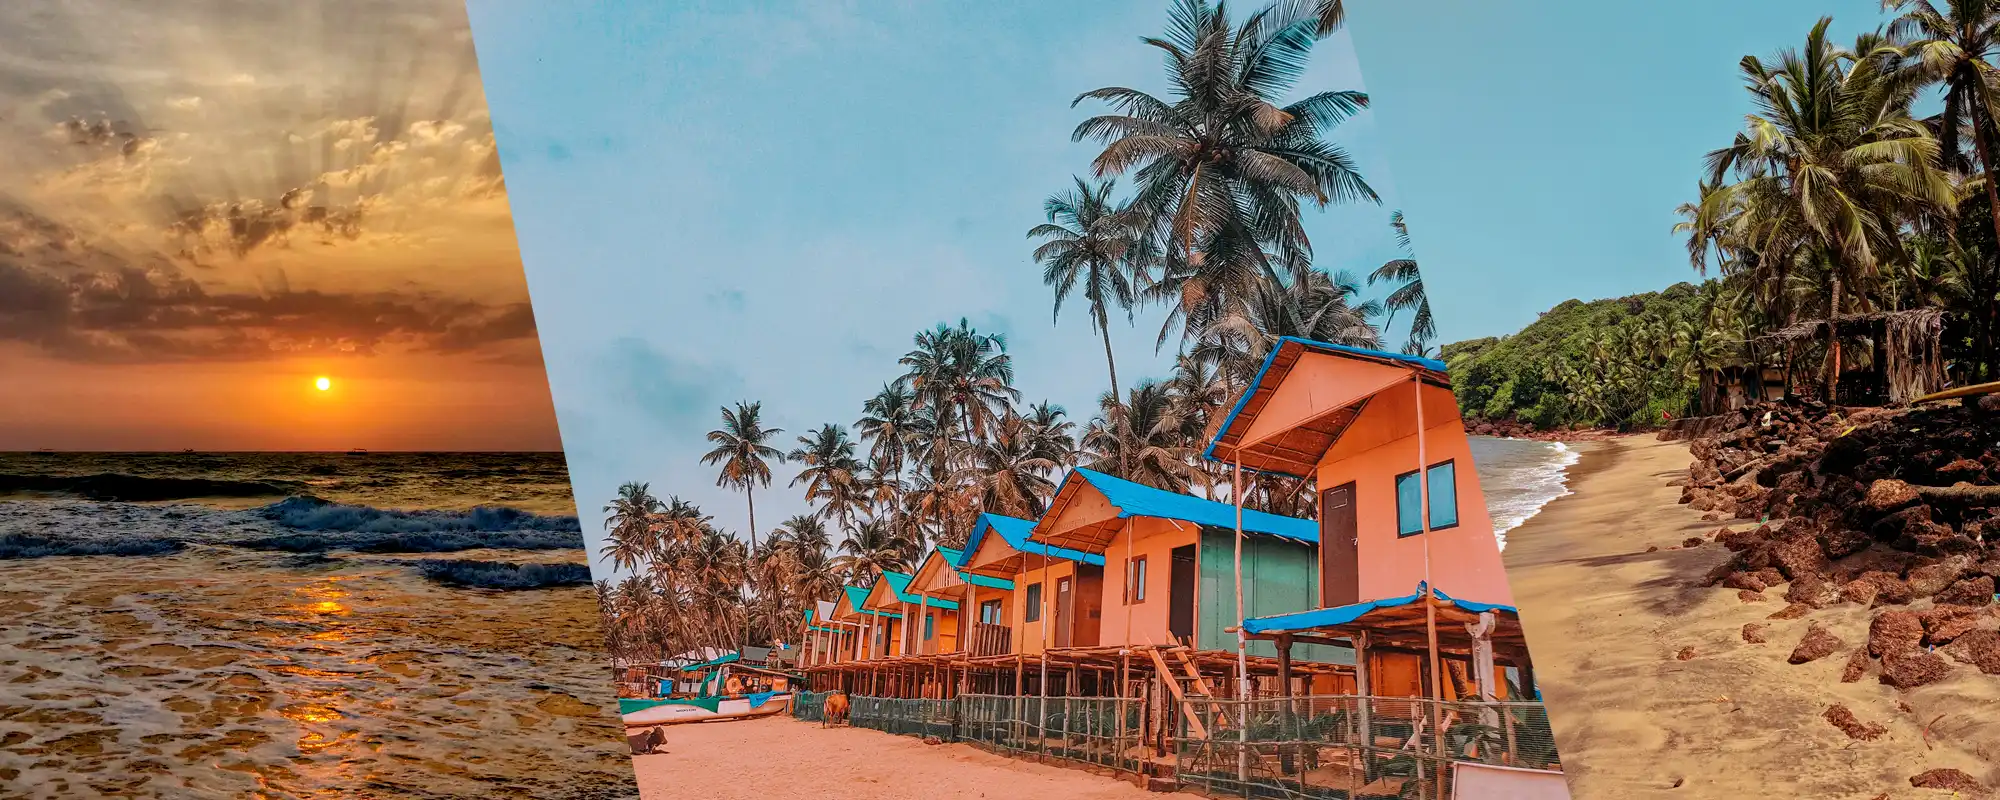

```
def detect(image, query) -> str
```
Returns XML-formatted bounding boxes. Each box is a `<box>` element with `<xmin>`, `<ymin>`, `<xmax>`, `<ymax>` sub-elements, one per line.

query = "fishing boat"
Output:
<box><xmin>620</xmin><ymin>651</ymin><xmax>796</xmax><ymax>727</ymax></box>
<box><xmin>345</xmin><ymin>448</ymin><xmax>368</xmax><ymax>456</ymax></box>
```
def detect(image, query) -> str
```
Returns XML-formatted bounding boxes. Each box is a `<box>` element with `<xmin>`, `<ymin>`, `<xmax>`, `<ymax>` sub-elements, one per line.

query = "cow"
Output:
<box><xmin>821</xmin><ymin>691</ymin><xmax>849</xmax><ymax>728</ymax></box>
<box><xmin>626</xmin><ymin>726</ymin><xmax>666</xmax><ymax>755</ymax></box>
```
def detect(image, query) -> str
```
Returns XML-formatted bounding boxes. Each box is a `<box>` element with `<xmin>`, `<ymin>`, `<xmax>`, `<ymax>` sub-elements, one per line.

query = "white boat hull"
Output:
<box><xmin>622</xmin><ymin>694</ymin><xmax>791</xmax><ymax>727</ymax></box>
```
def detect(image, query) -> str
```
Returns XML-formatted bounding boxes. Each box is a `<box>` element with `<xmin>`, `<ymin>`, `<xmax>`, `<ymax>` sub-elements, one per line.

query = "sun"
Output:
<box><xmin>315</xmin><ymin>376</ymin><xmax>332</xmax><ymax>391</ymax></box>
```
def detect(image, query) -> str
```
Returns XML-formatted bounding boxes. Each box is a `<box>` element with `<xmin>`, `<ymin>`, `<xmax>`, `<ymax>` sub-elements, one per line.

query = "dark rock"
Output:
<box><xmin>1840</xmin><ymin>577</ymin><xmax>1881</xmax><ymax>607</ymax></box>
<box><xmin>1674</xmin><ymin>646</ymin><xmax>1697</xmax><ymax>661</ymax></box>
<box><xmin>1841</xmin><ymin>648</ymin><xmax>1870</xmax><ymax>683</ymax></box>
<box><xmin>1822</xmin><ymin>704</ymin><xmax>1885</xmax><ymax>741</ymax></box>
<box><xmin>1909</xmin><ymin>768</ymin><xmax>1983</xmax><ymax>794</ymax></box>
<box><xmin>1742</xmin><ymin>623</ymin><xmax>1768</xmax><ymax>644</ymax></box>
<box><xmin>1865</xmin><ymin>479</ymin><xmax>1920</xmax><ymax>513</ymax></box>
<box><xmin>1768</xmin><ymin>603</ymin><xmax>1812</xmax><ymax>620</ymax></box>
<box><xmin>1869</xmin><ymin>610</ymin><xmax>1924</xmax><ymax>657</ymax></box>
<box><xmin>1935</xmin><ymin>575</ymin><xmax>1995</xmax><ymax>608</ymax></box>
<box><xmin>1682</xmin><ymin>537</ymin><xmax>1704</xmax><ymax>548</ymax></box>
<box><xmin>1919</xmin><ymin>606</ymin><xmax>1981</xmax><ymax>647</ymax></box>
<box><xmin>1786</xmin><ymin>574</ymin><xmax>1841</xmax><ymax>608</ymax></box>
<box><xmin>1788</xmin><ymin>624</ymin><xmax>1842</xmax><ymax>664</ymax></box>
<box><xmin>1767</xmin><ymin>532</ymin><xmax>1830</xmax><ymax>581</ymax></box>
<box><xmin>1907</xmin><ymin>555</ymin><xmax>1974</xmax><ymax>597</ymax></box>
<box><xmin>1880</xmin><ymin>650</ymin><xmax>1952</xmax><ymax>689</ymax></box>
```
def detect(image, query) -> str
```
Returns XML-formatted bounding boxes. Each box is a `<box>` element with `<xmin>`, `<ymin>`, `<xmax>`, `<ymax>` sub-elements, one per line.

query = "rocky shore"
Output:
<box><xmin>1675</xmin><ymin>398</ymin><xmax>2000</xmax><ymax>727</ymax></box>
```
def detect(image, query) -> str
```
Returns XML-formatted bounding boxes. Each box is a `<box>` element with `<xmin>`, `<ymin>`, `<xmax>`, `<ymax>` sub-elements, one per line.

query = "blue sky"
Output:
<box><xmin>1343</xmin><ymin>0</ymin><xmax>1882</xmax><ymax>345</ymax></box>
<box><xmin>465</xmin><ymin>0</ymin><xmax>1417</xmax><ymax>570</ymax></box>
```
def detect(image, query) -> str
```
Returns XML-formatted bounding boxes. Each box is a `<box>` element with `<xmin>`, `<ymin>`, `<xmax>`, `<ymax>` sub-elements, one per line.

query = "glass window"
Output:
<box><xmin>1397</xmin><ymin>459</ymin><xmax>1460</xmax><ymax>536</ymax></box>
<box><xmin>980</xmin><ymin>599</ymin><xmax>1002</xmax><ymax>625</ymax></box>
<box><xmin>1396</xmin><ymin>469</ymin><xmax>1423</xmax><ymax>536</ymax></box>
<box><xmin>1428</xmin><ymin>461</ymin><xmax>1459</xmax><ymax>529</ymax></box>
<box><xmin>923</xmin><ymin>612</ymin><xmax>934</xmax><ymax>640</ymax></box>
<box><xmin>1025</xmin><ymin>583</ymin><xmax>1042</xmax><ymax>622</ymax></box>
<box><xmin>1126</xmin><ymin>556</ymin><xmax>1148</xmax><ymax>604</ymax></box>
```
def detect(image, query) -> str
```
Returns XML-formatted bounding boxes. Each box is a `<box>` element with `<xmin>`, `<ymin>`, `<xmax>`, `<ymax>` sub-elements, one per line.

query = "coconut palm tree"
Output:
<box><xmin>789</xmin><ymin>423</ymin><xmax>868</xmax><ymax>533</ymax></box>
<box><xmin>600</xmin><ymin>481</ymin><xmax>662</xmax><ymax>573</ymax></box>
<box><xmin>1073</xmin><ymin>0</ymin><xmax>1378</xmax><ymax>343</ymax></box>
<box><xmin>700</xmin><ymin>401</ymin><xmax>784</xmax><ymax>646</ymax></box>
<box><xmin>1031</xmin><ymin>176</ymin><xmax>1151</xmax><ymax>403</ymax></box>
<box><xmin>831</xmin><ymin>516</ymin><xmax>914</xmax><ymax>588</ymax></box>
<box><xmin>965</xmin><ymin>411</ymin><xmax>1060</xmax><ymax>519</ymax></box>
<box><xmin>856</xmin><ymin>383</ymin><xmax>920</xmax><ymax>482</ymax></box>
<box><xmin>898</xmin><ymin>319</ymin><xmax>1021</xmax><ymax>448</ymax></box>
<box><xmin>1370</xmin><ymin>211</ymin><xmax>1434</xmax><ymax>353</ymax></box>
<box><xmin>1083</xmin><ymin>379</ymin><xmax>1196</xmax><ymax>493</ymax></box>
<box><xmin>1693</xmin><ymin>19</ymin><xmax>1955</xmax><ymax>397</ymax></box>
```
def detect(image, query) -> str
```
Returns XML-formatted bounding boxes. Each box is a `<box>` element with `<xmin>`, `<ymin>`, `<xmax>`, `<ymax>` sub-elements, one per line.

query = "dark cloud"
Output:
<box><xmin>0</xmin><ymin>208</ymin><xmax>536</xmax><ymax>364</ymax></box>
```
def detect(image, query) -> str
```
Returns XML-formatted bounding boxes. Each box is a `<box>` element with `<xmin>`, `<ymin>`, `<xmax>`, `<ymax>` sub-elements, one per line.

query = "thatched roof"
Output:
<box><xmin>1753</xmin><ymin>308</ymin><xmax>1944</xmax><ymax>346</ymax></box>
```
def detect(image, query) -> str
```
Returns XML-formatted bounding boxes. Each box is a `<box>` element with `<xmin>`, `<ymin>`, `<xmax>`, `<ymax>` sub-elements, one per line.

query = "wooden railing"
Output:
<box><xmin>967</xmin><ymin>622</ymin><xmax>1012</xmax><ymax>657</ymax></box>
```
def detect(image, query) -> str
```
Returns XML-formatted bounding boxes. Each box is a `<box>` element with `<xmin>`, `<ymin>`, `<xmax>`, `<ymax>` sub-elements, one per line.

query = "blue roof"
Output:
<box><xmin>879</xmin><ymin>570</ymin><xmax>961</xmax><ymax>610</ymax></box>
<box><xmin>1241</xmin><ymin>582</ymin><xmax>1517</xmax><ymax>635</ymax></box>
<box><xmin>1203</xmin><ymin>336</ymin><xmax>1449</xmax><ymax>474</ymax></box>
<box><xmin>1065</xmin><ymin>468</ymin><xmax>1317</xmax><ymax>544</ymax></box>
<box><xmin>840</xmin><ymin>585</ymin><xmax>901</xmax><ymax>619</ymax></box>
<box><xmin>937</xmin><ymin>546</ymin><xmax>1014</xmax><ymax>590</ymax></box>
<box><xmin>958</xmin><ymin>513</ymin><xmax>1105</xmax><ymax>567</ymax></box>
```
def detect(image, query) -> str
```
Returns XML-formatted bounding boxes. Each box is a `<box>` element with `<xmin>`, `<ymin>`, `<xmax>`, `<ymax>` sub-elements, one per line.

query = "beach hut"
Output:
<box><xmin>957</xmin><ymin>512</ymin><xmax>1106</xmax><ymax>656</ymax></box>
<box><xmin>832</xmin><ymin>584</ymin><xmax>902</xmax><ymax>662</ymax></box>
<box><xmin>1027</xmin><ymin>468</ymin><xmax>1345</xmax><ymax>670</ymax></box>
<box><xmin>905</xmin><ymin>546</ymin><xmax>1015</xmax><ymax>656</ymax></box>
<box><xmin>1206</xmin><ymin>337</ymin><xmax>1509</xmax><ymax>707</ymax></box>
<box><xmin>800</xmin><ymin>601</ymin><xmax>850</xmax><ymax>667</ymax></box>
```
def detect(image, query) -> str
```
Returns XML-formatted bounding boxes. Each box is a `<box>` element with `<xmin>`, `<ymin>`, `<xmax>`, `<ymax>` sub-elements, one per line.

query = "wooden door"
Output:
<box><xmin>1168</xmin><ymin>544</ymin><xmax>1196</xmax><ymax>643</ymax></box>
<box><xmin>1054</xmin><ymin>576</ymin><xmax>1074</xmax><ymax>648</ymax></box>
<box><xmin>1321</xmin><ymin>482</ymin><xmax>1359</xmax><ymax>607</ymax></box>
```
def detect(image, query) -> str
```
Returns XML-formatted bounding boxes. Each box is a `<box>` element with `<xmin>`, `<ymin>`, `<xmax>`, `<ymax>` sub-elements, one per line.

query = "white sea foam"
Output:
<box><xmin>1469</xmin><ymin>437</ymin><xmax>1583</xmax><ymax>551</ymax></box>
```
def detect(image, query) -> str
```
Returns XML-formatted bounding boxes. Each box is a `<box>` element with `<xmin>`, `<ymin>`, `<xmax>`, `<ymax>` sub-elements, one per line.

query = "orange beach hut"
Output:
<box><xmin>955</xmin><ymin>512</ymin><xmax>1105</xmax><ymax>656</ymax></box>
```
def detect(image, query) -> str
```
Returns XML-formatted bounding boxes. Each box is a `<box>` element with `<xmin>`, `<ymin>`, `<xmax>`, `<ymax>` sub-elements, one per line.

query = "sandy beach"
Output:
<box><xmin>1504</xmin><ymin>435</ymin><xmax>1995</xmax><ymax>799</ymax></box>
<box><xmin>630</xmin><ymin>716</ymin><xmax>1155</xmax><ymax>800</ymax></box>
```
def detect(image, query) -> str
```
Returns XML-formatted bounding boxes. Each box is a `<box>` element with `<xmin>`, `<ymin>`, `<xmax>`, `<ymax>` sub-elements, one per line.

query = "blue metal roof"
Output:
<box><xmin>1203</xmin><ymin>336</ymin><xmax>1449</xmax><ymax>473</ymax></box>
<box><xmin>1241</xmin><ymin>582</ymin><xmax>1516</xmax><ymax>635</ymax></box>
<box><xmin>1068</xmin><ymin>468</ymin><xmax>1317</xmax><ymax>544</ymax></box>
<box><xmin>879</xmin><ymin>570</ymin><xmax>961</xmax><ymax>610</ymax></box>
<box><xmin>958</xmin><ymin>512</ymin><xmax>1104</xmax><ymax>567</ymax></box>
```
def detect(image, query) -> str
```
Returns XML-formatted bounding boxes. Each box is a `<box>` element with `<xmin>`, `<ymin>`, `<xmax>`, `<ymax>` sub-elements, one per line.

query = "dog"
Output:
<box><xmin>822</xmin><ymin>691</ymin><xmax>850</xmax><ymax>728</ymax></box>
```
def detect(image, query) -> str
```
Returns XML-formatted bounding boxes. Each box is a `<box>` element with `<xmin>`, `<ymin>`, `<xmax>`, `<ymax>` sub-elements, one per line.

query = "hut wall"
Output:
<box><xmin>1315</xmin><ymin>396</ymin><xmax>1513</xmax><ymax>607</ymax></box>
<box><xmin>1196</xmin><ymin>530</ymin><xmax>1346</xmax><ymax>663</ymax></box>
<box><xmin>1096</xmin><ymin>516</ymin><xmax>1198</xmax><ymax>649</ymax></box>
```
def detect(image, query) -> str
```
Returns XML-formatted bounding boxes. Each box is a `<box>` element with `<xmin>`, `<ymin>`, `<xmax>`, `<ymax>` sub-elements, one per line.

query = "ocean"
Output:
<box><xmin>1468</xmin><ymin>436</ymin><xmax>1582</xmax><ymax>551</ymax></box>
<box><xmin>0</xmin><ymin>452</ymin><xmax>638</xmax><ymax>800</ymax></box>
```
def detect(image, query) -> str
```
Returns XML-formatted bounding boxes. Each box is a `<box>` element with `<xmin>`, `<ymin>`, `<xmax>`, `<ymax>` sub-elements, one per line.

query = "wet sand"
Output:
<box><xmin>630</xmin><ymin>716</ymin><xmax>1154</xmax><ymax>800</ymax></box>
<box><xmin>0</xmin><ymin>508</ymin><xmax>636</xmax><ymax>799</ymax></box>
<box><xmin>1505</xmin><ymin>435</ymin><xmax>1994</xmax><ymax>799</ymax></box>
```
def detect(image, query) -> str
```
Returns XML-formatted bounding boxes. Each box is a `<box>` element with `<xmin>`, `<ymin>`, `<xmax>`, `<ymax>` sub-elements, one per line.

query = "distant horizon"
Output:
<box><xmin>3</xmin><ymin>449</ymin><xmax>569</xmax><ymax>455</ymax></box>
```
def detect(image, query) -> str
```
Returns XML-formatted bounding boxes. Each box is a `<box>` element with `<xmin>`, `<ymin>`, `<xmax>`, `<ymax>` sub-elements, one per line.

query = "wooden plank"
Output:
<box><xmin>1915</xmin><ymin>379</ymin><xmax>2000</xmax><ymax>404</ymax></box>
<box><xmin>1147</xmin><ymin>647</ymin><xmax>1209</xmax><ymax>740</ymax></box>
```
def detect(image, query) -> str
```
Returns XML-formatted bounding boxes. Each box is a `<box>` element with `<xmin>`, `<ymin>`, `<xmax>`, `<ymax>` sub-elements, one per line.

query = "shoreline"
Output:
<box><xmin>1502</xmin><ymin>434</ymin><xmax>1990</xmax><ymax>798</ymax></box>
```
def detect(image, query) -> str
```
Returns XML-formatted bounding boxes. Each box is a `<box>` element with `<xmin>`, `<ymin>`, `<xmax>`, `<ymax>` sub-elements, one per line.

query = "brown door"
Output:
<box><xmin>1054</xmin><ymin>577</ymin><xmax>1074</xmax><ymax>648</ymax></box>
<box><xmin>1321</xmin><ymin>482</ymin><xmax>1359</xmax><ymax>607</ymax></box>
<box><xmin>1168</xmin><ymin>544</ymin><xmax>1196</xmax><ymax>643</ymax></box>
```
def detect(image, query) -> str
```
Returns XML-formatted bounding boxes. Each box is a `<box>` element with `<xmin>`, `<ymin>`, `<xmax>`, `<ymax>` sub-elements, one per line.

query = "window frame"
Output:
<box><xmin>1024</xmin><ymin>582</ymin><xmax>1043</xmax><ymax>623</ymax></box>
<box><xmin>1395</xmin><ymin>458</ymin><xmax>1462</xmax><ymax>537</ymax></box>
<box><xmin>1125</xmin><ymin>555</ymin><xmax>1149</xmax><ymax>604</ymax></box>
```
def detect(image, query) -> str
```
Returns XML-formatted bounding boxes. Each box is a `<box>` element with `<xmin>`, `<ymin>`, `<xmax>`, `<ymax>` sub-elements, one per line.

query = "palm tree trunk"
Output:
<box><xmin>744</xmin><ymin>487</ymin><xmax>758</xmax><ymax>650</ymax></box>
<box><xmin>1827</xmin><ymin>275</ymin><xmax>1842</xmax><ymax>402</ymax></box>
<box><xmin>1097</xmin><ymin>304</ymin><xmax>1130</xmax><ymax>480</ymax></box>
<box><xmin>1975</xmin><ymin>117</ymin><xmax>2000</xmax><ymax>381</ymax></box>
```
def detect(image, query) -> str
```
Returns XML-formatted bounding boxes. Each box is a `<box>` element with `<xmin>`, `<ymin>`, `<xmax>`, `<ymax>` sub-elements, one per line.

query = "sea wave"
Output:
<box><xmin>254</xmin><ymin>495</ymin><xmax>582</xmax><ymax>533</ymax></box>
<box><xmin>0</xmin><ymin>472</ymin><xmax>302</xmax><ymax>501</ymax></box>
<box><xmin>1474</xmin><ymin>438</ymin><xmax>1583</xmax><ymax>551</ymax></box>
<box><xmin>405</xmin><ymin>559</ymin><xmax>594</xmax><ymax>589</ymax></box>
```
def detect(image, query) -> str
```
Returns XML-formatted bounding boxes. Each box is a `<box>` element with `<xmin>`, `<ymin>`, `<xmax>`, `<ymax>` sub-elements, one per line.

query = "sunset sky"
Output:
<box><xmin>0</xmin><ymin>0</ymin><xmax>559</xmax><ymax>452</ymax></box>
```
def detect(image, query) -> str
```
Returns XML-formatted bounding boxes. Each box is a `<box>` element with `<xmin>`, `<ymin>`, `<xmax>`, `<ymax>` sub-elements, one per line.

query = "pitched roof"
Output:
<box><xmin>937</xmin><ymin>546</ymin><xmax>1014</xmax><ymax>590</ymax></box>
<box><xmin>1065</xmin><ymin>468</ymin><xmax>1316</xmax><ymax>544</ymax></box>
<box><xmin>879</xmin><ymin>570</ymin><xmax>960</xmax><ymax>609</ymax></box>
<box><xmin>839</xmin><ymin>584</ymin><xmax>901</xmax><ymax>619</ymax></box>
<box><xmin>958</xmin><ymin>512</ymin><xmax>1105</xmax><ymax>567</ymax></box>
<box><xmin>1205</xmin><ymin>336</ymin><xmax>1451</xmax><ymax>478</ymax></box>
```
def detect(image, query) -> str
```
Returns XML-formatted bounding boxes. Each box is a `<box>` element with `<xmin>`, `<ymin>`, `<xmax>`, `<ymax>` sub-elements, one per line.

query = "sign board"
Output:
<box><xmin>1451</xmin><ymin>763</ymin><xmax>1570</xmax><ymax>800</ymax></box>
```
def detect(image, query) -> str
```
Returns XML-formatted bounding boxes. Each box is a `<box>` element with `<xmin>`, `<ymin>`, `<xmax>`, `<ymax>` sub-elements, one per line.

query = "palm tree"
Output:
<box><xmin>1073</xmin><ymin>0</ymin><xmax>1378</xmax><ymax>343</ymax></box>
<box><xmin>600</xmin><ymin>481</ymin><xmax>662</xmax><ymax>573</ymax></box>
<box><xmin>856</xmin><ymin>383</ymin><xmax>920</xmax><ymax>482</ymax></box>
<box><xmin>789</xmin><ymin>423</ymin><xmax>868</xmax><ymax>533</ymax></box>
<box><xmin>898</xmin><ymin>319</ymin><xmax>1021</xmax><ymax>448</ymax></box>
<box><xmin>1083</xmin><ymin>379</ymin><xmax>1196</xmax><ymax>493</ymax></box>
<box><xmin>700</xmin><ymin>401</ymin><xmax>785</xmax><ymax>646</ymax></box>
<box><xmin>1692</xmin><ymin>19</ymin><xmax>1955</xmax><ymax>397</ymax></box>
<box><xmin>1030</xmin><ymin>176</ymin><xmax>1151</xmax><ymax>403</ymax></box>
<box><xmin>1370</xmin><ymin>211</ymin><xmax>1434</xmax><ymax>353</ymax></box>
<box><xmin>966</xmin><ymin>412</ymin><xmax>1060</xmax><ymax>519</ymax></box>
<box><xmin>831</xmin><ymin>516</ymin><xmax>914</xmax><ymax>588</ymax></box>
<box><xmin>1887</xmin><ymin>0</ymin><xmax>2000</xmax><ymax>373</ymax></box>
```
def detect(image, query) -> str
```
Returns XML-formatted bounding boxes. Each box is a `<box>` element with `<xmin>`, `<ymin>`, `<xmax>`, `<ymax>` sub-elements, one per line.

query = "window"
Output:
<box><xmin>980</xmin><ymin>599</ymin><xmax>1003</xmax><ymax>625</ymax></box>
<box><xmin>1024</xmin><ymin>583</ymin><xmax>1043</xmax><ymax>622</ymax></box>
<box><xmin>923</xmin><ymin>612</ymin><xmax>934</xmax><ymax>641</ymax></box>
<box><xmin>1125</xmin><ymin>556</ymin><xmax>1148</xmax><ymax>604</ymax></box>
<box><xmin>1396</xmin><ymin>459</ymin><xmax>1461</xmax><ymax>536</ymax></box>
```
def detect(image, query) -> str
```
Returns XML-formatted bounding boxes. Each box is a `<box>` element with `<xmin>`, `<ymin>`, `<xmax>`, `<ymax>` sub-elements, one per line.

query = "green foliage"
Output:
<box><xmin>1442</xmin><ymin>282</ymin><xmax>1735</xmax><ymax>430</ymax></box>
